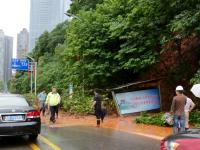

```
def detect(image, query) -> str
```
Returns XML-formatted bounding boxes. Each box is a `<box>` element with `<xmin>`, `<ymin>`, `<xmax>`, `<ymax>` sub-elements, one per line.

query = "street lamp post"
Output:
<box><xmin>30</xmin><ymin>62</ymin><xmax>33</xmax><ymax>94</ymax></box>
<box><xmin>34</xmin><ymin>62</ymin><xmax>37</xmax><ymax>96</ymax></box>
<box><xmin>23</xmin><ymin>55</ymin><xmax>37</xmax><ymax>96</ymax></box>
<box><xmin>65</xmin><ymin>12</ymin><xmax>85</xmax><ymax>100</ymax></box>
<box><xmin>64</xmin><ymin>12</ymin><xmax>82</xmax><ymax>21</ymax></box>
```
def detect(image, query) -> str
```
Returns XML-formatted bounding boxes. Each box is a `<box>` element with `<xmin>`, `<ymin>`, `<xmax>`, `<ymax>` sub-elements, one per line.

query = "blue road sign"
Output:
<box><xmin>11</xmin><ymin>58</ymin><xmax>29</xmax><ymax>71</ymax></box>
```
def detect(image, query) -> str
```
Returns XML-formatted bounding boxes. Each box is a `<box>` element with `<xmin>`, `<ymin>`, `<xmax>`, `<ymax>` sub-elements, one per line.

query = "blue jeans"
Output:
<box><xmin>173</xmin><ymin>115</ymin><xmax>185</xmax><ymax>134</ymax></box>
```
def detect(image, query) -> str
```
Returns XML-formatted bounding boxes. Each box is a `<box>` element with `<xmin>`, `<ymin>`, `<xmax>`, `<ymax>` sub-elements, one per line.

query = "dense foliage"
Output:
<box><xmin>68</xmin><ymin>0</ymin><xmax>103</xmax><ymax>15</ymax></box>
<box><xmin>10</xmin><ymin>0</ymin><xmax>200</xmax><ymax>113</ymax></box>
<box><xmin>136</xmin><ymin>112</ymin><xmax>200</xmax><ymax>127</ymax></box>
<box><xmin>62</xmin><ymin>93</ymin><xmax>93</xmax><ymax>114</ymax></box>
<box><xmin>23</xmin><ymin>93</ymin><xmax>38</xmax><ymax>108</ymax></box>
<box><xmin>190</xmin><ymin>111</ymin><xmax>200</xmax><ymax>125</ymax></box>
<box><xmin>135</xmin><ymin>112</ymin><xmax>167</xmax><ymax>126</ymax></box>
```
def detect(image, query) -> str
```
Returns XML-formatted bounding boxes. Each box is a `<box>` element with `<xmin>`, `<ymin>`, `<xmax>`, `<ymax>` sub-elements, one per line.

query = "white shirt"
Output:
<box><xmin>185</xmin><ymin>97</ymin><xmax>195</xmax><ymax>112</ymax></box>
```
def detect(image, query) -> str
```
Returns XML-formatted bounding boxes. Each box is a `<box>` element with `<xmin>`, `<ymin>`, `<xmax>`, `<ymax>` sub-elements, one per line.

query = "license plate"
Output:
<box><xmin>3</xmin><ymin>115</ymin><xmax>24</xmax><ymax>121</ymax></box>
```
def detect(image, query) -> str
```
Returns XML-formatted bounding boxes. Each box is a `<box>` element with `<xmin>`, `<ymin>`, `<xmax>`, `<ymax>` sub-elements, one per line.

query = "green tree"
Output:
<box><xmin>32</xmin><ymin>21</ymin><xmax>68</xmax><ymax>62</ymax></box>
<box><xmin>32</xmin><ymin>31</ymin><xmax>50</xmax><ymax>62</ymax></box>
<box><xmin>14</xmin><ymin>71</ymin><xmax>30</xmax><ymax>94</ymax></box>
<box><xmin>13</xmin><ymin>0</ymin><xmax>200</xmax><ymax>101</ymax></box>
<box><xmin>68</xmin><ymin>0</ymin><xmax>103</xmax><ymax>14</ymax></box>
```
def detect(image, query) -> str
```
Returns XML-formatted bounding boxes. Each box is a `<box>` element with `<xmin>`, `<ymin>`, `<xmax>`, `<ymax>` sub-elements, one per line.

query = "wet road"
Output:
<box><xmin>0</xmin><ymin>126</ymin><xmax>160</xmax><ymax>150</ymax></box>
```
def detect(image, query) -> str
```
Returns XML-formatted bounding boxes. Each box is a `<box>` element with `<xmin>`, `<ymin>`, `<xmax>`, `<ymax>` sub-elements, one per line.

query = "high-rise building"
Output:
<box><xmin>17</xmin><ymin>28</ymin><xmax>29</xmax><ymax>58</ymax></box>
<box><xmin>0</xmin><ymin>30</ymin><xmax>5</xmax><ymax>82</ymax></box>
<box><xmin>0</xmin><ymin>30</ymin><xmax>13</xmax><ymax>83</ymax></box>
<box><xmin>4</xmin><ymin>36</ymin><xmax>13</xmax><ymax>82</ymax></box>
<box><xmin>29</xmin><ymin>0</ymin><xmax>70</xmax><ymax>52</ymax></box>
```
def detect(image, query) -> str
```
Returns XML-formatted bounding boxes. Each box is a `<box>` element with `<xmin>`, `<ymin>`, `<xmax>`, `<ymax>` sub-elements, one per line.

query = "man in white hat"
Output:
<box><xmin>171</xmin><ymin>86</ymin><xmax>187</xmax><ymax>134</ymax></box>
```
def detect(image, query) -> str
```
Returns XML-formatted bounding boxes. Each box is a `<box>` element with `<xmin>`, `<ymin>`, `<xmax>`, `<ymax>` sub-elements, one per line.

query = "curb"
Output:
<box><xmin>44</xmin><ymin>122</ymin><xmax>165</xmax><ymax>141</ymax></box>
<box><xmin>101</xmin><ymin>126</ymin><xmax>164</xmax><ymax>140</ymax></box>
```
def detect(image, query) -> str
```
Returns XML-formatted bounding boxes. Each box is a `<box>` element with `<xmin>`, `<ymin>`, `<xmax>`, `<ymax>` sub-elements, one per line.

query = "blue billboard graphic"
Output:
<box><xmin>114</xmin><ymin>88</ymin><xmax>161</xmax><ymax>115</ymax></box>
<box><xmin>11</xmin><ymin>58</ymin><xmax>29</xmax><ymax>71</ymax></box>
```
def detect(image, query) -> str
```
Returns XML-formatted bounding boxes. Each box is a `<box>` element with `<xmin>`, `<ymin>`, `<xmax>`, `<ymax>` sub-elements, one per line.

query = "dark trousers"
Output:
<box><xmin>39</xmin><ymin>102</ymin><xmax>46</xmax><ymax>116</ymax></box>
<box><xmin>55</xmin><ymin>104</ymin><xmax>59</xmax><ymax>118</ymax></box>
<box><xmin>95</xmin><ymin>109</ymin><xmax>104</xmax><ymax>126</ymax></box>
<box><xmin>50</xmin><ymin>106</ymin><xmax>57</xmax><ymax>122</ymax></box>
<box><xmin>40</xmin><ymin>107</ymin><xmax>45</xmax><ymax>116</ymax></box>
<box><xmin>101</xmin><ymin>108</ymin><xmax>106</xmax><ymax>122</ymax></box>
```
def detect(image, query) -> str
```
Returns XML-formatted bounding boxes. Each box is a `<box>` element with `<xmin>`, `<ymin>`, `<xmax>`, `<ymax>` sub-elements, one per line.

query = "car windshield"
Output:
<box><xmin>0</xmin><ymin>96</ymin><xmax>29</xmax><ymax>107</ymax></box>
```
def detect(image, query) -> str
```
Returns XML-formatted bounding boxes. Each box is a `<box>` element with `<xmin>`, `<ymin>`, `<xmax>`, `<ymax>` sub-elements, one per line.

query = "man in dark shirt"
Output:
<box><xmin>171</xmin><ymin>86</ymin><xmax>187</xmax><ymax>134</ymax></box>
<box><xmin>92</xmin><ymin>89</ymin><xmax>102</xmax><ymax>127</ymax></box>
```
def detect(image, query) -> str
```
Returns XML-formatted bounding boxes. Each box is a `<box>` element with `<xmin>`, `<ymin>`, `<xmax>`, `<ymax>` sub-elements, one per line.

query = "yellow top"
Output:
<box><xmin>45</xmin><ymin>92</ymin><xmax>61</xmax><ymax>106</ymax></box>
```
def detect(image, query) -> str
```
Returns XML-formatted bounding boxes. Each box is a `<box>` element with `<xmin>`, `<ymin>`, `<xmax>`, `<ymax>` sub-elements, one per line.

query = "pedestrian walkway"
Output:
<box><xmin>41</xmin><ymin>111</ymin><xmax>172</xmax><ymax>139</ymax></box>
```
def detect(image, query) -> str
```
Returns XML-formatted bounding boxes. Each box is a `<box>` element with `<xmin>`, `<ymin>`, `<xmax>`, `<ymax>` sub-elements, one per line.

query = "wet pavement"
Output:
<box><xmin>0</xmin><ymin>136</ymin><xmax>30</xmax><ymax>150</ymax></box>
<box><xmin>0</xmin><ymin>125</ymin><xmax>160</xmax><ymax>150</ymax></box>
<box><xmin>41</xmin><ymin>112</ymin><xmax>172</xmax><ymax>138</ymax></box>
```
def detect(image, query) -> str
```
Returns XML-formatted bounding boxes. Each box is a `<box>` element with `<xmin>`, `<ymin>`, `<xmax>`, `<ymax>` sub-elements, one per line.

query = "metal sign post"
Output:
<box><xmin>34</xmin><ymin>62</ymin><xmax>37</xmax><ymax>96</ymax></box>
<box><xmin>24</xmin><ymin>55</ymin><xmax>37</xmax><ymax>96</ymax></box>
<box><xmin>29</xmin><ymin>61</ymin><xmax>37</xmax><ymax>96</ymax></box>
<box><xmin>30</xmin><ymin>63</ymin><xmax>33</xmax><ymax>94</ymax></box>
<box><xmin>29</xmin><ymin>62</ymin><xmax>34</xmax><ymax>94</ymax></box>
<box><xmin>12</xmin><ymin>57</ymin><xmax>37</xmax><ymax>96</ymax></box>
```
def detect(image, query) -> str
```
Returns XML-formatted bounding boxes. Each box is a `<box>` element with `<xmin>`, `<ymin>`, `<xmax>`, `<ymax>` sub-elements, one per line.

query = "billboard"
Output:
<box><xmin>113</xmin><ymin>88</ymin><xmax>161</xmax><ymax>115</ymax></box>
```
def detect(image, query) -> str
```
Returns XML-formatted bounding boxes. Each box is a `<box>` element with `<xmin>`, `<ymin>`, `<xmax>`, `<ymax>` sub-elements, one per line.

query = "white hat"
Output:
<box><xmin>176</xmin><ymin>85</ymin><xmax>184</xmax><ymax>91</ymax></box>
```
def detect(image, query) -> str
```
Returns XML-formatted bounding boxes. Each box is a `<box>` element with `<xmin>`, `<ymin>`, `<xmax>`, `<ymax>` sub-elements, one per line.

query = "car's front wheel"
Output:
<box><xmin>29</xmin><ymin>134</ymin><xmax>38</xmax><ymax>141</ymax></box>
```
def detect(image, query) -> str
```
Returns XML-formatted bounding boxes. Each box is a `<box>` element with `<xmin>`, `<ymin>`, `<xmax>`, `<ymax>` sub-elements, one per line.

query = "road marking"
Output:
<box><xmin>118</xmin><ymin>129</ymin><xmax>163</xmax><ymax>140</ymax></box>
<box><xmin>130</xmin><ymin>131</ymin><xmax>163</xmax><ymax>140</ymax></box>
<box><xmin>38</xmin><ymin>135</ymin><xmax>61</xmax><ymax>150</ymax></box>
<box><xmin>102</xmin><ymin>126</ymin><xmax>163</xmax><ymax>140</ymax></box>
<box><xmin>29</xmin><ymin>143</ymin><xmax>40</xmax><ymax>150</ymax></box>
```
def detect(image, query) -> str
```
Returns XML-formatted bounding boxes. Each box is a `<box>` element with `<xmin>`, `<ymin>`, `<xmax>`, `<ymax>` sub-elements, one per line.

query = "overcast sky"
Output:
<box><xmin>0</xmin><ymin>0</ymin><xmax>30</xmax><ymax>57</ymax></box>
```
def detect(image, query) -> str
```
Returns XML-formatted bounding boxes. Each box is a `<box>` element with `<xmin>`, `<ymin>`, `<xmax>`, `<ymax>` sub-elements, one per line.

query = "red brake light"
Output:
<box><xmin>160</xmin><ymin>140</ymin><xmax>167</xmax><ymax>150</ymax></box>
<box><xmin>26</xmin><ymin>110</ymin><xmax>40</xmax><ymax>118</ymax></box>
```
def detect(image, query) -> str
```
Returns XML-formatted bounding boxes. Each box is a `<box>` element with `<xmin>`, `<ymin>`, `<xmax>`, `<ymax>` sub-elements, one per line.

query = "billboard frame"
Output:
<box><xmin>112</xmin><ymin>87</ymin><xmax>161</xmax><ymax>116</ymax></box>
